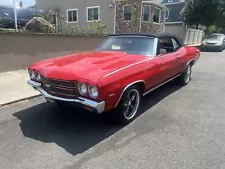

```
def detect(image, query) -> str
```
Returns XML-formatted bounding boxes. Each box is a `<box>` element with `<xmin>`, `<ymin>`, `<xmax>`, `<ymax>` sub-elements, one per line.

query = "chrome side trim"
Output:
<box><xmin>103</xmin><ymin>58</ymin><xmax>155</xmax><ymax>78</ymax></box>
<box><xmin>114</xmin><ymin>80</ymin><xmax>146</xmax><ymax>108</ymax></box>
<box><xmin>27</xmin><ymin>80</ymin><xmax>105</xmax><ymax>114</ymax></box>
<box><xmin>143</xmin><ymin>74</ymin><xmax>181</xmax><ymax>96</ymax></box>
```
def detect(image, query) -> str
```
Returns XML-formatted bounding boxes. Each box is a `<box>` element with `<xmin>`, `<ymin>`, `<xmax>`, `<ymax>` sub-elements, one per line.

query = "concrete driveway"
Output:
<box><xmin>0</xmin><ymin>51</ymin><xmax>225</xmax><ymax>169</ymax></box>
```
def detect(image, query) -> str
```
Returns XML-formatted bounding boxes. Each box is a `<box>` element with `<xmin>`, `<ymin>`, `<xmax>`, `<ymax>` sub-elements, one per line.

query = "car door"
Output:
<box><xmin>171</xmin><ymin>38</ymin><xmax>185</xmax><ymax>73</ymax></box>
<box><xmin>156</xmin><ymin>37</ymin><xmax>181</xmax><ymax>82</ymax></box>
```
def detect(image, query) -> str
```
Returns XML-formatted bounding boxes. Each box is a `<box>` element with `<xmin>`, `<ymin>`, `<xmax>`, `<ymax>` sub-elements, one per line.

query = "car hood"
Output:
<box><xmin>31</xmin><ymin>51</ymin><xmax>148</xmax><ymax>84</ymax></box>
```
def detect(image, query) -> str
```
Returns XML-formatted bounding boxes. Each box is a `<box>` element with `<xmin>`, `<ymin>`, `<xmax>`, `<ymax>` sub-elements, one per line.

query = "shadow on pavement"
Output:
<box><xmin>13</xmin><ymin>80</ymin><xmax>182</xmax><ymax>156</ymax></box>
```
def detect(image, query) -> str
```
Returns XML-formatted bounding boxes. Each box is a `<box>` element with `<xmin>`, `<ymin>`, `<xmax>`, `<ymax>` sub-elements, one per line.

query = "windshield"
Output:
<box><xmin>206</xmin><ymin>34</ymin><xmax>223</xmax><ymax>39</ymax></box>
<box><xmin>96</xmin><ymin>36</ymin><xmax>155</xmax><ymax>56</ymax></box>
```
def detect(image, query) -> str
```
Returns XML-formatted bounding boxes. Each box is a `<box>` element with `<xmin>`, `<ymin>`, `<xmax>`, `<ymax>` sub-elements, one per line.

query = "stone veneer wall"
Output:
<box><xmin>115</xmin><ymin>0</ymin><xmax>162</xmax><ymax>33</ymax></box>
<box><xmin>115</xmin><ymin>0</ymin><xmax>141</xmax><ymax>33</ymax></box>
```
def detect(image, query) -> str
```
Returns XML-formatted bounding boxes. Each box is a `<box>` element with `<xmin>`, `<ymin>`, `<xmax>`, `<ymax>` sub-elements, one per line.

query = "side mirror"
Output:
<box><xmin>159</xmin><ymin>48</ymin><xmax>167</xmax><ymax>55</ymax></box>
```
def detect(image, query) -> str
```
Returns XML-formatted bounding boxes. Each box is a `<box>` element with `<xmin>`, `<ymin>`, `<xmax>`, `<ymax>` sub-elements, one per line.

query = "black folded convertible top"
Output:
<box><xmin>108</xmin><ymin>32</ymin><xmax>184</xmax><ymax>47</ymax></box>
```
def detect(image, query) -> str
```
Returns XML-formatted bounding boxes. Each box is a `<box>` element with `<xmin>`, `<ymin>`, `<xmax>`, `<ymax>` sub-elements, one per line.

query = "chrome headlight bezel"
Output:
<box><xmin>28</xmin><ymin>69</ymin><xmax>36</xmax><ymax>80</ymax></box>
<box><xmin>36</xmin><ymin>72</ymin><xmax>42</xmax><ymax>81</ymax></box>
<box><xmin>88</xmin><ymin>85</ymin><xmax>99</xmax><ymax>99</ymax></box>
<box><xmin>28</xmin><ymin>69</ymin><xmax>41</xmax><ymax>81</ymax></box>
<box><xmin>78</xmin><ymin>82</ymin><xmax>88</xmax><ymax>95</ymax></box>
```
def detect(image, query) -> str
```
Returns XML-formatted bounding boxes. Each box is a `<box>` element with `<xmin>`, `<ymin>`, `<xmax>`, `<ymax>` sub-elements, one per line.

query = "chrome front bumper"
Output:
<box><xmin>27</xmin><ymin>80</ymin><xmax>105</xmax><ymax>114</ymax></box>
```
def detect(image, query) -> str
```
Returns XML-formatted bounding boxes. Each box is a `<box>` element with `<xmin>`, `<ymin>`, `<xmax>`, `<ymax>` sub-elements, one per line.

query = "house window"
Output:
<box><xmin>87</xmin><ymin>6</ymin><xmax>100</xmax><ymax>22</ymax></box>
<box><xmin>143</xmin><ymin>5</ymin><xmax>150</xmax><ymax>22</ymax></box>
<box><xmin>165</xmin><ymin>11</ymin><xmax>169</xmax><ymax>19</ymax></box>
<box><xmin>123</xmin><ymin>5</ymin><xmax>132</xmax><ymax>21</ymax></box>
<box><xmin>67</xmin><ymin>9</ymin><xmax>78</xmax><ymax>23</ymax></box>
<box><xmin>153</xmin><ymin>7</ymin><xmax>161</xmax><ymax>23</ymax></box>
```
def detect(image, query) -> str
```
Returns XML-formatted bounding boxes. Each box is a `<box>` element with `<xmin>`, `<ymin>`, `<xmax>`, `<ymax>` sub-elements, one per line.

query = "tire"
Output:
<box><xmin>219</xmin><ymin>46</ymin><xmax>223</xmax><ymax>52</ymax></box>
<box><xmin>113</xmin><ymin>85</ymin><xmax>142</xmax><ymax>125</ymax></box>
<box><xmin>178</xmin><ymin>64</ymin><xmax>192</xmax><ymax>86</ymax></box>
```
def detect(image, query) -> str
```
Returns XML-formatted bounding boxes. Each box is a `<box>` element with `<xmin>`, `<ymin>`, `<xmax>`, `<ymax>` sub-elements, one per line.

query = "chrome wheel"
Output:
<box><xmin>123</xmin><ymin>89</ymin><xmax>140</xmax><ymax>120</ymax></box>
<box><xmin>184</xmin><ymin>65</ymin><xmax>191</xmax><ymax>83</ymax></box>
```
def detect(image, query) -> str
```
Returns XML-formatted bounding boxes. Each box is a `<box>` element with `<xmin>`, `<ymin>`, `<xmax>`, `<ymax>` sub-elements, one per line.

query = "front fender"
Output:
<box><xmin>98</xmin><ymin>60</ymin><xmax>156</xmax><ymax>111</ymax></box>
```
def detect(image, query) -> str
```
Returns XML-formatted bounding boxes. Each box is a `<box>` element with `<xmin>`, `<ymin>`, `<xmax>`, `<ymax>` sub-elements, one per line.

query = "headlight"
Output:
<box><xmin>28</xmin><ymin>69</ymin><xmax>36</xmax><ymax>79</ymax></box>
<box><xmin>78</xmin><ymin>83</ymin><xmax>88</xmax><ymax>95</ymax></box>
<box><xmin>28</xmin><ymin>69</ymin><xmax>41</xmax><ymax>81</ymax></box>
<box><xmin>36</xmin><ymin>73</ymin><xmax>42</xmax><ymax>81</ymax></box>
<box><xmin>88</xmin><ymin>86</ymin><xmax>99</xmax><ymax>98</ymax></box>
<box><xmin>217</xmin><ymin>41</ymin><xmax>223</xmax><ymax>45</ymax></box>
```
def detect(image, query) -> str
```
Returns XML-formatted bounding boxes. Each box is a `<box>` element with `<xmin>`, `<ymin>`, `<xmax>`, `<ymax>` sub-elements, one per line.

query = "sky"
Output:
<box><xmin>0</xmin><ymin>0</ymin><xmax>35</xmax><ymax>7</ymax></box>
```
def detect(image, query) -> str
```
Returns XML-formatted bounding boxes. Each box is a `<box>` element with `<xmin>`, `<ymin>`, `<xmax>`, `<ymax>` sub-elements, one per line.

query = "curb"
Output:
<box><xmin>0</xmin><ymin>94</ymin><xmax>41</xmax><ymax>108</ymax></box>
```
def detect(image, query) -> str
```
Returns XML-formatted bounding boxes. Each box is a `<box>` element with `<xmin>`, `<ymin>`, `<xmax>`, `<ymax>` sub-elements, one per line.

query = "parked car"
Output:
<box><xmin>27</xmin><ymin>33</ymin><xmax>200</xmax><ymax>125</ymax></box>
<box><xmin>201</xmin><ymin>33</ymin><xmax>225</xmax><ymax>52</ymax></box>
<box><xmin>0</xmin><ymin>5</ymin><xmax>45</xmax><ymax>29</ymax></box>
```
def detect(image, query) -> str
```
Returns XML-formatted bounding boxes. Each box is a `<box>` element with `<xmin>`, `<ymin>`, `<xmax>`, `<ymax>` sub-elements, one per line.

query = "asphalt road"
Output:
<box><xmin>1</xmin><ymin>51</ymin><xmax>225</xmax><ymax>169</ymax></box>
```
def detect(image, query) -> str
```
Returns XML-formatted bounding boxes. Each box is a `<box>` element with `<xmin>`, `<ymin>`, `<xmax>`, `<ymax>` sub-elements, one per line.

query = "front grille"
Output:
<box><xmin>41</xmin><ymin>75</ymin><xmax>76</xmax><ymax>88</ymax></box>
<box><xmin>206</xmin><ymin>42</ymin><xmax>216</xmax><ymax>45</ymax></box>
<box><xmin>41</xmin><ymin>76</ymin><xmax>77</xmax><ymax>99</ymax></box>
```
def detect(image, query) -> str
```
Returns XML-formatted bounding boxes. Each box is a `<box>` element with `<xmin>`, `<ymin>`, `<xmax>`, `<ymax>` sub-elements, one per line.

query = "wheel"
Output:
<box><xmin>178</xmin><ymin>64</ymin><xmax>192</xmax><ymax>86</ymax></box>
<box><xmin>114</xmin><ymin>85</ymin><xmax>142</xmax><ymax>125</ymax></box>
<box><xmin>219</xmin><ymin>46</ymin><xmax>223</xmax><ymax>52</ymax></box>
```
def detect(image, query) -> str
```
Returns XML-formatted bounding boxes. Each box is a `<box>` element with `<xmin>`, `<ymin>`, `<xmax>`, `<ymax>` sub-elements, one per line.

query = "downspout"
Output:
<box><xmin>55</xmin><ymin>13</ymin><xmax>58</xmax><ymax>33</ymax></box>
<box><xmin>113</xmin><ymin>2</ymin><xmax>116</xmax><ymax>34</ymax></box>
<box><xmin>162</xmin><ymin>11</ymin><xmax>166</xmax><ymax>33</ymax></box>
<box><xmin>139</xmin><ymin>1</ymin><xmax>143</xmax><ymax>32</ymax></box>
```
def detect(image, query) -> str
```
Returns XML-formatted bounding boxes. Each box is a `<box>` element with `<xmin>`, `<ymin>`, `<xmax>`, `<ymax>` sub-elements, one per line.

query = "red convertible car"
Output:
<box><xmin>27</xmin><ymin>33</ymin><xmax>200</xmax><ymax>124</ymax></box>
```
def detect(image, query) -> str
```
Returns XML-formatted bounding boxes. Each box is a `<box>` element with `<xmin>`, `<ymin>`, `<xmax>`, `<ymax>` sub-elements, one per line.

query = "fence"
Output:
<box><xmin>184</xmin><ymin>29</ymin><xmax>204</xmax><ymax>45</ymax></box>
<box><xmin>0</xmin><ymin>33</ymin><xmax>105</xmax><ymax>73</ymax></box>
